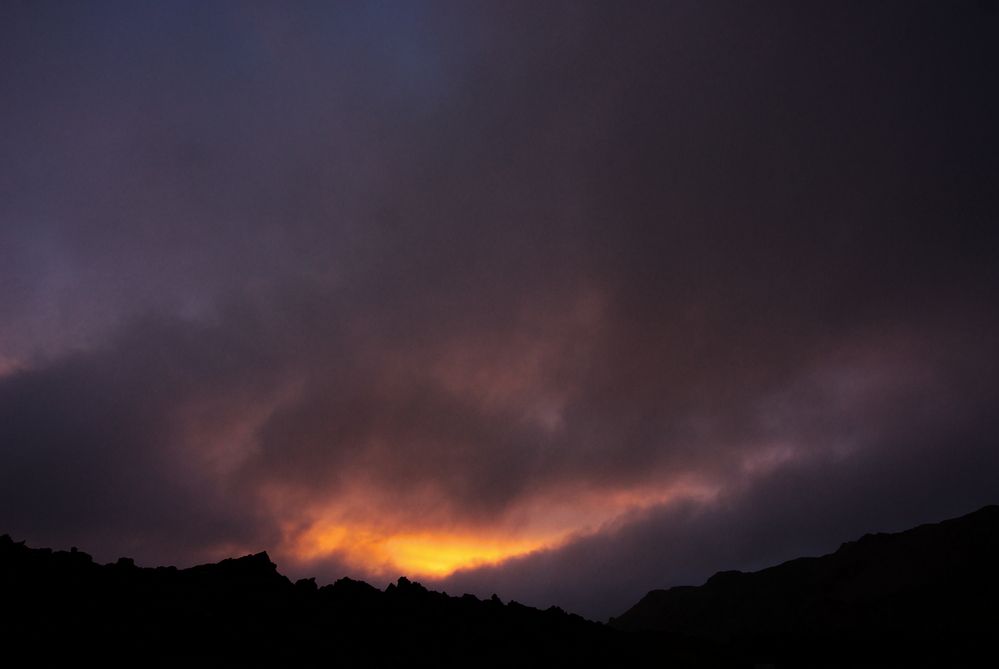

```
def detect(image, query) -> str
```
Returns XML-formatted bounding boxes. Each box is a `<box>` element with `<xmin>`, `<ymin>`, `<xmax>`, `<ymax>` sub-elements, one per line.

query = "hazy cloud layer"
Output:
<box><xmin>2</xmin><ymin>1</ymin><xmax>997</xmax><ymax>618</ymax></box>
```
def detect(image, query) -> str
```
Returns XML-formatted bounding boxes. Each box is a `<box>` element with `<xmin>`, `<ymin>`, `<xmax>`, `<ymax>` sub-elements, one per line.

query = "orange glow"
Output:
<box><xmin>282</xmin><ymin>478</ymin><xmax>721</xmax><ymax>580</ymax></box>
<box><xmin>293</xmin><ymin>523</ymin><xmax>559</xmax><ymax>578</ymax></box>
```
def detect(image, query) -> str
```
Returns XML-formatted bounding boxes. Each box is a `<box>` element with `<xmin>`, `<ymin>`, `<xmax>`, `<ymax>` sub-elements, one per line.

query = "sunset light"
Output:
<box><xmin>292</xmin><ymin>523</ymin><xmax>560</xmax><ymax>578</ymax></box>
<box><xmin>283</xmin><ymin>479</ymin><xmax>721</xmax><ymax>579</ymax></box>
<box><xmin>2</xmin><ymin>0</ymin><xmax>997</xmax><ymax>641</ymax></box>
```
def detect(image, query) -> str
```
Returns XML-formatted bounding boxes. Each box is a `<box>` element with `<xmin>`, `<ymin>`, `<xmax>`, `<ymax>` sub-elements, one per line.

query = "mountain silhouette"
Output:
<box><xmin>0</xmin><ymin>534</ymin><xmax>620</xmax><ymax>666</ymax></box>
<box><xmin>3</xmin><ymin>505</ymin><xmax>997</xmax><ymax>666</ymax></box>
<box><xmin>612</xmin><ymin>504</ymin><xmax>999</xmax><ymax>664</ymax></box>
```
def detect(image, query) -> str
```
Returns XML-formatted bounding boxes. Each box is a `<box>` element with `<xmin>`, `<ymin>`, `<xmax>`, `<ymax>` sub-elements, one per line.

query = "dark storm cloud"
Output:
<box><xmin>1</xmin><ymin>1</ymin><xmax>997</xmax><ymax>617</ymax></box>
<box><xmin>0</xmin><ymin>309</ymin><xmax>285</xmax><ymax>565</ymax></box>
<box><xmin>437</xmin><ymin>343</ymin><xmax>999</xmax><ymax>619</ymax></box>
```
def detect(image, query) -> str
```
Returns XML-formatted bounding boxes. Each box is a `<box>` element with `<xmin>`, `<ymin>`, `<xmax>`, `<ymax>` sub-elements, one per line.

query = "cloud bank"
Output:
<box><xmin>1</xmin><ymin>1</ymin><xmax>997</xmax><ymax>618</ymax></box>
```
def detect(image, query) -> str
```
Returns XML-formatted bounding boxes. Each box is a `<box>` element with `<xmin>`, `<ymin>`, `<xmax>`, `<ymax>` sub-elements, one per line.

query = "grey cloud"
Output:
<box><xmin>0</xmin><ymin>0</ymin><xmax>997</xmax><ymax>618</ymax></box>
<box><xmin>437</xmin><ymin>388</ymin><xmax>999</xmax><ymax>620</ymax></box>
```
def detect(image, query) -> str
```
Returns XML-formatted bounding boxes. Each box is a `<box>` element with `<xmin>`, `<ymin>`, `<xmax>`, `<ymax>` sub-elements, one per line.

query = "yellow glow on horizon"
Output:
<box><xmin>283</xmin><ymin>478</ymin><xmax>721</xmax><ymax>580</ymax></box>
<box><xmin>293</xmin><ymin>524</ymin><xmax>559</xmax><ymax>578</ymax></box>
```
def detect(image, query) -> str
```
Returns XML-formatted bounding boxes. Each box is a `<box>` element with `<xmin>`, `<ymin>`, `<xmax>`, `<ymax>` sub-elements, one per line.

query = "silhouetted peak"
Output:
<box><xmin>215</xmin><ymin>550</ymin><xmax>279</xmax><ymax>573</ymax></box>
<box><xmin>705</xmin><ymin>569</ymin><xmax>744</xmax><ymax>587</ymax></box>
<box><xmin>243</xmin><ymin>550</ymin><xmax>275</xmax><ymax>566</ymax></box>
<box><xmin>834</xmin><ymin>503</ymin><xmax>999</xmax><ymax>556</ymax></box>
<box><xmin>386</xmin><ymin>575</ymin><xmax>429</xmax><ymax>597</ymax></box>
<box><xmin>960</xmin><ymin>504</ymin><xmax>999</xmax><ymax>526</ymax></box>
<box><xmin>63</xmin><ymin>547</ymin><xmax>93</xmax><ymax>564</ymax></box>
<box><xmin>323</xmin><ymin>576</ymin><xmax>381</xmax><ymax>604</ymax></box>
<box><xmin>182</xmin><ymin>549</ymin><xmax>291</xmax><ymax>592</ymax></box>
<box><xmin>330</xmin><ymin>575</ymin><xmax>376</xmax><ymax>590</ymax></box>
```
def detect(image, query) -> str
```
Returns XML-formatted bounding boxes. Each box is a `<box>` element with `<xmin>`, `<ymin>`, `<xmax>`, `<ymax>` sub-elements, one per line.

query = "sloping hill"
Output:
<box><xmin>613</xmin><ymin>505</ymin><xmax>999</xmax><ymax>663</ymax></box>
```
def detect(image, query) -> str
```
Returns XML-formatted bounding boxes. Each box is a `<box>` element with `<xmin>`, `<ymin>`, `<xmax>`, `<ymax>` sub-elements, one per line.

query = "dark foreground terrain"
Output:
<box><xmin>3</xmin><ymin>506</ymin><xmax>998</xmax><ymax>666</ymax></box>
<box><xmin>612</xmin><ymin>504</ymin><xmax>999</xmax><ymax>665</ymax></box>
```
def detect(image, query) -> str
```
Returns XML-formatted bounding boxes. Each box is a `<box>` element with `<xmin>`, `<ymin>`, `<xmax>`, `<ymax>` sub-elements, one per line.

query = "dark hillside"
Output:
<box><xmin>4</xmin><ymin>505</ymin><xmax>998</xmax><ymax>666</ymax></box>
<box><xmin>613</xmin><ymin>505</ymin><xmax>999</xmax><ymax>665</ymax></box>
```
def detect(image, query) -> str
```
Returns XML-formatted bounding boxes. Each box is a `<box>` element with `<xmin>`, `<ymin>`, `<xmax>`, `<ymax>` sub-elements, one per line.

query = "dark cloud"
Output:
<box><xmin>0</xmin><ymin>310</ymin><xmax>283</xmax><ymax>565</ymax></box>
<box><xmin>437</xmin><ymin>366</ymin><xmax>999</xmax><ymax>619</ymax></box>
<box><xmin>1</xmin><ymin>0</ymin><xmax>997</xmax><ymax>619</ymax></box>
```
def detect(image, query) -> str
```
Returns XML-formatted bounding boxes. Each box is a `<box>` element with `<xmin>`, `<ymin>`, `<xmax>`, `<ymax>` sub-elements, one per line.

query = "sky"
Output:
<box><xmin>1</xmin><ymin>1</ymin><xmax>998</xmax><ymax>620</ymax></box>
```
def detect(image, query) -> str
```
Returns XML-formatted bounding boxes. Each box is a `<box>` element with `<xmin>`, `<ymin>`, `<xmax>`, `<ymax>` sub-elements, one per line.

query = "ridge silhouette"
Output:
<box><xmin>612</xmin><ymin>504</ymin><xmax>999</xmax><ymax>664</ymax></box>
<box><xmin>0</xmin><ymin>534</ymin><xmax>614</xmax><ymax>665</ymax></box>
<box><xmin>2</xmin><ymin>505</ymin><xmax>997</xmax><ymax>665</ymax></box>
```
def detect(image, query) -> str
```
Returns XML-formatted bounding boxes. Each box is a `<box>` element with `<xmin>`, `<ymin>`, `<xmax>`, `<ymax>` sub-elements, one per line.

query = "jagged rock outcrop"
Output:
<box><xmin>0</xmin><ymin>534</ymin><xmax>616</xmax><ymax>665</ymax></box>
<box><xmin>3</xmin><ymin>505</ymin><xmax>998</xmax><ymax>666</ymax></box>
